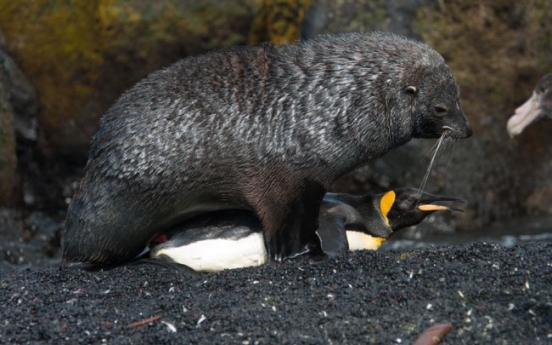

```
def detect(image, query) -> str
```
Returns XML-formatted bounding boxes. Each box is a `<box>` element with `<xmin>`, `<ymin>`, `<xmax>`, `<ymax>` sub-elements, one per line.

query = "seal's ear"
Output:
<box><xmin>405</xmin><ymin>85</ymin><xmax>417</xmax><ymax>95</ymax></box>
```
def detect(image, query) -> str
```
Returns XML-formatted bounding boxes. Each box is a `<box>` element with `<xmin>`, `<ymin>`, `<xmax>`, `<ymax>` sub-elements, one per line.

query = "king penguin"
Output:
<box><xmin>149</xmin><ymin>188</ymin><xmax>464</xmax><ymax>272</ymax></box>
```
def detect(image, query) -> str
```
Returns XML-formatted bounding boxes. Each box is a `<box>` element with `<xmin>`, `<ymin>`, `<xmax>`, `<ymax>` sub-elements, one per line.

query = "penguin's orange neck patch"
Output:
<box><xmin>380</xmin><ymin>190</ymin><xmax>396</xmax><ymax>227</ymax></box>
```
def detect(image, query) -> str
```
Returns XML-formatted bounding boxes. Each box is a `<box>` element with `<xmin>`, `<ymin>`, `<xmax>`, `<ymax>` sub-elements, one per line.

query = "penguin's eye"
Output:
<box><xmin>400</xmin><ymin>197</ymin><xmax>415</xmax><ymax>210</ymax></box>
<box><xmin>434</xmin><ymin>105</ymin><xmax>448</xmax><ymax>117</ymax></box>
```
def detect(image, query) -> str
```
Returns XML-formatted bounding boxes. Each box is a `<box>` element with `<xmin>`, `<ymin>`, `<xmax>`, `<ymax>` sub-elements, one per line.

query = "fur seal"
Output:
<box><xmin>62</xmin><ymin>31</ymin><xmax>472</xmax><ymax>266</ymax></box>
<box><xmin>507</xmin><ymin>73</ymin><xmax>552</xmax><ymax>136</ymax></box>
<box><xmin>149</xmin><ymin>188</ymin><xmax>465</xmax><ymax>272</ymax></box>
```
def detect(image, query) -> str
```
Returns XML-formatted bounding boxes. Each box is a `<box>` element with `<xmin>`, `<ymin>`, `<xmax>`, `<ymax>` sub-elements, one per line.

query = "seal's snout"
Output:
<box><xmin>458</xmin><ymin>126</ymin><xmax>473</xmax><ymax>138</ymax></box>
<box><xmin>443</xmin><ymin>122</ymin><xmax>473</xmax><ymax>139</ymax></box>
<box><xmin>464</xmin><ymin>124</ymin><xmax>474</xmax><ymax>138</ymax></box>
<box><xmin>443</xmin><ymin>106</ymin><xmax>473</xmax><ymax>138</ymax></box>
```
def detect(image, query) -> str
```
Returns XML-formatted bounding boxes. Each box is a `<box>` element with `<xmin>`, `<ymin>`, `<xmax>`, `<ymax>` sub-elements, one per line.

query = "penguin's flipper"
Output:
<box><xmin>129</xmin><ymin>256</ymin><xmax>201</xmax><ymax>275</ymax></box>
<box><xmin>316</xmin><ymin>215</ymin><xmax>349</xmax><ymax>257</ymax></box>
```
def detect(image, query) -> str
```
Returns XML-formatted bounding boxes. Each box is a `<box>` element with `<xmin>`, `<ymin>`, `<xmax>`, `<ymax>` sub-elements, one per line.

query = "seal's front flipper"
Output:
<box><xmin>315</xmin><ymin>215</ymin><xmax>348</xmax><ymax>257</ymax></box>
<box><xmin>263</xmin><ymin>181</ymin><xmax>325</xmax><ymax>261</ymax></box>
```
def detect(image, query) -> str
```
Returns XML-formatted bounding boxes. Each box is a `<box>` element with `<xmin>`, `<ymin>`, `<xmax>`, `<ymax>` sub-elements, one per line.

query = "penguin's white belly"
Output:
<box><xmin>154</xmin><ymin>233</ymin><xmax>267</xmax><ymax>272</ymax></box>
<box><xmin>345</xmin><ymin>231</ymin><xmax>386</xmax><ymax>251</ymax></box>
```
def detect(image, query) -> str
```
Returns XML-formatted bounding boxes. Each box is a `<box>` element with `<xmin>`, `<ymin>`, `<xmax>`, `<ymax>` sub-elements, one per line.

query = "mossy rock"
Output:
<box><xmin>248</xmin><ymin>0</ymin><xmax>312</xmax><ymax>44</ymax></box>
<box><xmin>0</xmin><ymin>0</ymin><xmax>257</xmax><ymax>159</ymax></box>
<box><xmin>0</xmin><ymin>74</ymin><xmax>16</xmax><ymax>207</ymax></box>
<box><xmin>412</xmin><ymin>0</ymin><xmax>552</xmax><ymax>224</ymax></box>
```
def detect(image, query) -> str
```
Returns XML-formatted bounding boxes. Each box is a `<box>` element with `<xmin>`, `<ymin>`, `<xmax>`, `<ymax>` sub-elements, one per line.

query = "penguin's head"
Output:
<box><xmin>346</xmin><ymin>188</ymin><xmax>464</xmax><ymax>251</ymax></box>
<box><xmin>379</xmin><ymin>188</ymin><xmax>465</xmax><ymax>231</ymax></box>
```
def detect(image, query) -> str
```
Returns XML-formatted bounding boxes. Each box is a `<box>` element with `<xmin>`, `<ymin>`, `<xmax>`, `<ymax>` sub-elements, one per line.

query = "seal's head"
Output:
<box><xmin>406</xmin><ymin>63</ymin><xmax>472</xmax><ymax>140</ymax></box>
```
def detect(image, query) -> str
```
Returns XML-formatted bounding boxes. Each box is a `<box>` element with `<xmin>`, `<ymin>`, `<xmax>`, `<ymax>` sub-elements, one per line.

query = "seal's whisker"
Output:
<box><xmin>423</xmin><ymin>138</ymin><xmax>443</xmax><ymax>160</ymax></box>
<box><xmin>443</xmin><ymin>137</ymin><xmax>457</xmax><ymax>169</ymax></box>
<box><xmin>417</xmin><ymin>133</ymin><xmax>447</xmax><ymax>198</ymax></box>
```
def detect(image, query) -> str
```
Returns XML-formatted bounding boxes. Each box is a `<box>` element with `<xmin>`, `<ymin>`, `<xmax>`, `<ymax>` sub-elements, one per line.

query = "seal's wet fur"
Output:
<box><xmin>63</xmin><ymin>31</ymin><xmax>471</xmax><ymax>265</ymax></box>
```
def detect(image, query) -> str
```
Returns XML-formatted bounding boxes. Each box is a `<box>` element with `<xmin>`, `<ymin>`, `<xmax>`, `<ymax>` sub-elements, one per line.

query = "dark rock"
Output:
<box><xmin>0</xmin><ymin>52</ymin><xmax>17</xmax><ymax>207</ymax></box>
<box><xmin>0</xmin><ymin>45</ymin><xmax>39</xmax><ymax>142</ymax></box>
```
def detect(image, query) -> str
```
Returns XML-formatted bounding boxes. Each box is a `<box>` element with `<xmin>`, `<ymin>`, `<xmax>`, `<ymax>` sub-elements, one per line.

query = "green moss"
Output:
<box><xmin>0</xmin><ymin>0</ymin><xmax>114</xmax><ymax>147</ymax></box>
<box><xmin>0</xmin><ymin>0</ymin><xmax>257</xmax><ymax>151</ymax></box>
<box><xmin>249</xmin><ymin>0</ymin><xmax>312</xmax><ymax>44</ymax></box>
<box><xmin>398</xmin><ymin>251</ymin><xmax>418</xmax><ymax>260</ymax></box>
<box><xmin>180</xmin><ymin>2</ymin><xmax>256</xmax><ymax>49</ymax></box>
<box><xmin>0</xmin><ymin>85</ymin><xmax>16</xmax><ymax>206</ymax></box>
<box><xmin>526</xmin><ymin>0</ymin><xmax>552</xmax><ymax>67</ymax></box>
<box><xmin>321</xmin><ymin>0</ymin><xmax>387</xmax><ymax>35</ymax></box>
<box><xmin>348</xmin><ymin>1</ymin><xmax>386</xmax><ymax>32</ymax></box>
<box><xmin>401</xmin><ymin>321</ymin><xmax>419</xmax><ymax>333</ymax></box>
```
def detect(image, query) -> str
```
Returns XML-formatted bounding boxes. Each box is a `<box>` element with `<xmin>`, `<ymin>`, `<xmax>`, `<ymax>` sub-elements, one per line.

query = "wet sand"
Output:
<box><xmin>1</xmin><ymin>242</ymin><xmax>551</xmax><ymax>344</ymax></box>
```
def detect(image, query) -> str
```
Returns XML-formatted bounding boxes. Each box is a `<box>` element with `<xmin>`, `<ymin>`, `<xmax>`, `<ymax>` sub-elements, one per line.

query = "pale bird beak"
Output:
<box><xmin>507</xmin><ymin>92</ymin><xmax>541</xmax><ymax>137</ymax></box>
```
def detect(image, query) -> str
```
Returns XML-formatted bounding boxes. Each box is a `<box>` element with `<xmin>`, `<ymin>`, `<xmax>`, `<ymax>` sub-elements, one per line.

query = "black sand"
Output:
<box><xmin>1</xmin><ymin>242</ymin><xmax>551</xmax><ymax>344</ymax></box>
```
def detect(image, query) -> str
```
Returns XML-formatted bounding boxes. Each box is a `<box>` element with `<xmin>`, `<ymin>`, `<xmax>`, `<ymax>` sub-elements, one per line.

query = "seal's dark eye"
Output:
<box><xmin>434</xmin><ymin>105</ymin><xmax>448</xmax><ymax>116</ymax></box>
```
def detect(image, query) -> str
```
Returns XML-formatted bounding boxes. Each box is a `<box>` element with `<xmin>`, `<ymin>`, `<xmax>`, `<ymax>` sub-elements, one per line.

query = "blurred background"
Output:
<box><xmin>0</xmin><ymin>0</ymin><xmax>551</xmax><ymax>267</ymax></box>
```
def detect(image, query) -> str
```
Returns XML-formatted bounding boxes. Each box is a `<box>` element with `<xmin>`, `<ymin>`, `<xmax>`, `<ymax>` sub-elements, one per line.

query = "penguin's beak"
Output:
<box><xmin>417</xmin><ymin>204</ymin><xmax>451</xmax><ymax>212</ymax></box>
<box><xmin>417</xmin><ymin>194</ymin><xmax>466</xmax><ymax>213</ymax></box>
